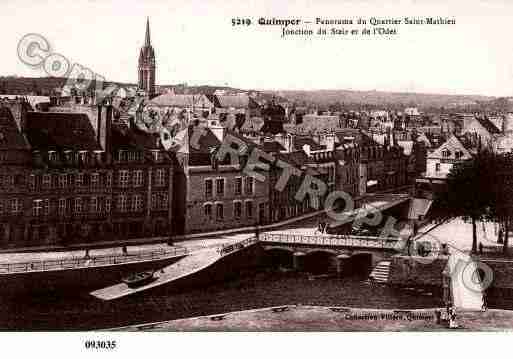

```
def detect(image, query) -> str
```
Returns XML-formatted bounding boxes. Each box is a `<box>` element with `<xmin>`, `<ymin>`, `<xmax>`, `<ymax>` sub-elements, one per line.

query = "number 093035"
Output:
<box><xmin>84</xmin><ymin>340</ymin><xmax>117</xmax><ymax>350</ymax></box>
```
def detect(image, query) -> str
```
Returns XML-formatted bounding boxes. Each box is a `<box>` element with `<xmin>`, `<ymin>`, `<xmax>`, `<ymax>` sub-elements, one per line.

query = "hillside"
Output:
<box><xmin>1</xmin><ymin>76</ymin><xmax>508</xmax><ymax>112</ymax></box>
<box><xmin>274</xmin><ymin>89</ymin><xmax>497</xmax><ymax>110</ymax></box>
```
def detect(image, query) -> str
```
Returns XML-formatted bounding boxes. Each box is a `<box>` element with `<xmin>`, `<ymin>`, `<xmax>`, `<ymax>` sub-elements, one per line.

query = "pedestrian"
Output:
<box><xmin>449</xmin><ymin>306</ymin><xmax>459</xmax><ymax>329</ymax></box>
<box><xmin>482</xmin><ymin>290</ymin><xmax>488</xmax><ymax>312</ymax></box>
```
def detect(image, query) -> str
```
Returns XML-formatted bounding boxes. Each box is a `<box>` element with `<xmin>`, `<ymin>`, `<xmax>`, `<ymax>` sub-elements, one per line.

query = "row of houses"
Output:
<box><xmin>0</xmin><ymin>97</ymin><xmax>422</xmax><ymax>249</ymax></box>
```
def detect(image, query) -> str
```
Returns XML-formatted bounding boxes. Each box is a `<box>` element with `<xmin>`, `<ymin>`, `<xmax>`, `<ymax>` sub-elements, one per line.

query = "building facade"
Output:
<box><xmin>0</xmin><ymin>97</ymin><xmax>173</xmax><ymax>249</ymax></box>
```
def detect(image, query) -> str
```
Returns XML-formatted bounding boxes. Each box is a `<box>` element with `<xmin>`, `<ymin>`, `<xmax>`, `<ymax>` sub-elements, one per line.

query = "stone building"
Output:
<box><xmin>0</xmin><ymin>97</ymin><xmax>173</xmax><ymax>249</ymax></box>
<box><xmin>173</xmin><ymin>125</ymin><xmax>269</xmax><ymax>234</ymax></box>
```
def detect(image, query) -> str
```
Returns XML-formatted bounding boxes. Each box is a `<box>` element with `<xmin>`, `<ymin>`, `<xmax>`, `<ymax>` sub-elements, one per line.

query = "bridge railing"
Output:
<box><xmin>260</xmin><ymin>233</ymin><xmax>398</xmax><ymax>250</ymax></box>
<box><xmin>218</xmin><ymin>237</ymin><xmax>259</xmax><ymax>256</ymax></box>
<box><xmin>0</xmin><ymin>247</ymin><xmax>189</xmax><ymax>275</ymax></box>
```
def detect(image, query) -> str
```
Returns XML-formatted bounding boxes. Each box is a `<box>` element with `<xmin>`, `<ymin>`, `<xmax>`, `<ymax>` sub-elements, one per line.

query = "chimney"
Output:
<box><xmin>325</xmin><ymin>132</ymin><xmax>335</xmax><ymax>151</ymax></box>
<box><xmin>284</xmin><ymin>133</ymin><xmax>295</xmax><ymax>153</ymax></box>
<box><xmin>97</xmin><ymin>102</ymin><xmax>113</xmax><ymax>164</ymax></box>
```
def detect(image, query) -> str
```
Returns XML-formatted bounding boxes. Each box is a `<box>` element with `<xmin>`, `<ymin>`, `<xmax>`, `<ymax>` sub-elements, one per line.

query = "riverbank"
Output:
<box><xmin>111</xmin><ymin>305</ymin><xmax>513</xmax><ymax>331</ymax></box>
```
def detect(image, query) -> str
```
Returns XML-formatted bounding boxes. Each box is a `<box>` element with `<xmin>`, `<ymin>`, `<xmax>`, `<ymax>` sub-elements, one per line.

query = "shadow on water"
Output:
<box><xmin>0</xmin><ymin>265</ymin><xmax>441</xmax><ymax>331</ymax></box>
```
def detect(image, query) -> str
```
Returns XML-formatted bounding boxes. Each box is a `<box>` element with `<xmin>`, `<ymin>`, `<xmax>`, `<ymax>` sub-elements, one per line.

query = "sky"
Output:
<box><xmin>2</xmin><ymin>0</ymin><xmax>513</xmax><ymax>97</ymax></box>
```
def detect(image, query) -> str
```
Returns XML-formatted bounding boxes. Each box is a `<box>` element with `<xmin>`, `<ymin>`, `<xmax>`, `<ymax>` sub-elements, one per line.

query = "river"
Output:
<box><xmin>0</xmin><ymin>270</ymin><xmax>441</xmax><ymax>330</ymax></box>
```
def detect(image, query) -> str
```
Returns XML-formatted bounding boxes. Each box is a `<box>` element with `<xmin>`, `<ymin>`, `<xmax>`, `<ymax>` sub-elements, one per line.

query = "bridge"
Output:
<box><xmin>259</xmin><ymin>232</ymin><xmax>403</xmax><ymax>275</ymax></box>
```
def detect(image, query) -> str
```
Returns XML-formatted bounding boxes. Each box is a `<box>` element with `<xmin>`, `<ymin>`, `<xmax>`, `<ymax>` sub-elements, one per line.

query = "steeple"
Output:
<box><xmin>138</xmin><ymin>17</ymin><xmax>156</xmax><ymax>98</ymax></box>
<box><xmin>145</xmin><ymin>17</ymin><xmax>151</xmax><ymax>47</ymax></box>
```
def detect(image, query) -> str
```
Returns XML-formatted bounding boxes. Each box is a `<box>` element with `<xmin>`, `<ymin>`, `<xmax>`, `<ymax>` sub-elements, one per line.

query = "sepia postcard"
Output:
<box><xmin>1</xmin><ymin>0</ymin><xmax>513</xmax><ymax>357</ymax></box>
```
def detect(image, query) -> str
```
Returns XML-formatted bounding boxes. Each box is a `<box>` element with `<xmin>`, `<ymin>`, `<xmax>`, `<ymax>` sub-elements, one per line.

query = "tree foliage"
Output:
<box><xmin>435</xmin><ymin>150</ymin><xmax>513</xmax><ymax>254</ymax></box>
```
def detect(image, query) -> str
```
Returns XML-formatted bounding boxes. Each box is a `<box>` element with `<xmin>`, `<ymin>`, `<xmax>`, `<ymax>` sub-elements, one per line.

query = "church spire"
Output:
<box><xmin>145</xmin><ymin>17</ymin><xmax>151</xmax><ymax>47</ymax></box>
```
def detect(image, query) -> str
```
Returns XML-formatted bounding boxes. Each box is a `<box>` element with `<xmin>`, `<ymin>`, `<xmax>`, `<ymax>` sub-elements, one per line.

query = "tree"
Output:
<box><xmin>437</xmin><ymin>150</ymin><xmax>495</xmax><ymax>253</ymax></box>
<box><xmin>487</xmin><ymin>152</ymin><xmax>513</xmax><ymax>254</ymax></box>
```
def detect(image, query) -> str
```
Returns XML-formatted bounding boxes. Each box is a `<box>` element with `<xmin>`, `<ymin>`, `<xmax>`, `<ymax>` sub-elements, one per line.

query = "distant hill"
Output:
<box><xmin>1</xmin><ymin>76</ymin><xmax>508</xmax><ymax>112</ymax></box>
<box><xmin>0</xmin><ymin>76</ymin><xmax>136</xmax><ymax>96</ymax></box>
<box><xmin>272</xmin><ymin>89</ymin><xmax>498</xmax><ymax>110</ymax></box>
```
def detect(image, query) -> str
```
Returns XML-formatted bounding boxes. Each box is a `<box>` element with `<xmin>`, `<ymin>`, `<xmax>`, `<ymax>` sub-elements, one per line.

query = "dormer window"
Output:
<box><xmin>442</xmin><ymin>149</ymin><xmax>451</xmax><ymax>158</ymax></box>
<box><xmin>48</xmin><ymin>151</ymin><xmax>58</xmax><ymax>163</ymax></box>
<box><xmin>152</xmin><ymin>150</ymin><xmax>162</xmax><ymax>163</ymax></box>
<box><xmin>79</xmin><ymin>151</ymin><xmax>88</xmax><ymax>164</ymax></box>
<box><xmin>64</xmin><ymin>150</ymin><xmax>72</xmax><ymax>163</ymax></box>
<box><xmin>118</xmin><ymin>150</ymin><xmax>127</xmax><ymax>162</ymax></box>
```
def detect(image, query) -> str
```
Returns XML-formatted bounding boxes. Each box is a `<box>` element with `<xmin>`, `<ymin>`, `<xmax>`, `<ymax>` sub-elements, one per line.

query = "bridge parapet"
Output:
<box><xmin>261</xmin><ymin>233</ymin><xmax>400</xmax><ymax>251</ymax></box>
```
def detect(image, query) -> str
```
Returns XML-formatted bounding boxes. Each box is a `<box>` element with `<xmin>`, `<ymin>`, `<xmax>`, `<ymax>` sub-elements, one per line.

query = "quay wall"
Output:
<box><xmin>388</xmin><ymin>255</ymin><xmax>448</xmax><ymax>289</ymax></box>
<box><xmin>0</xmin><ymin>255</ymin><xmax>184</xmax><ymax>297</ymax></box>
<box><xmin>124</xmin><ymin>243</ymin><xmax>266</xmax><ymax>299</ymax></box>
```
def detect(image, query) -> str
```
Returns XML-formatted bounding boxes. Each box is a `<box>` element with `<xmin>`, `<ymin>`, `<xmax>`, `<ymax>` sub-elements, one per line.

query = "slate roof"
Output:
<box><xmin>0</xmin><ymin>107</ymin><xmax>31</xmax><ymax>150</ymax></box>
<box><xmin>25</xmin><ymin>111</ymin><xmax>101</xmax><ymax>151</ymax></box>
<box><xmin>150</xmin><ymin>94</ymin><xmax>213</xmax><ymax>108</ymax></box>
<box><xmin>111</xmin><ymin>123</ymin><xmax>161</xmax><ymax>151</ymax></box>
<box><xmin>215</xmin><ymin>94</ymin><xmax>249</xmax><ymax>109</ymax></box>
<box><xmin>476</xmin><ymin>116</ymin><xmax>501</xmax><ymax>135</ymax></box>
<box><xmin>240</xmin><ymin>117</ymin><xmax>264</xmax><ymax>133</ymax></box>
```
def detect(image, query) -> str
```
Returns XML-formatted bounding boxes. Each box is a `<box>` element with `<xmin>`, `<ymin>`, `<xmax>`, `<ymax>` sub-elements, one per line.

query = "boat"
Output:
<box><xmin>122</xmin><ymin>271</ymin><xmax>156</xmax><ymax>288</ymax></box>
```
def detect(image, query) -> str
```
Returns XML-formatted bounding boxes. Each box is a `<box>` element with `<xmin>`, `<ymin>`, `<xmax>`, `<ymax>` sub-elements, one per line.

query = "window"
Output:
<box><xmin>132</xmin><ymin>194</ymin><xmax>143</xmax><ymax>212</ymax></box>
<box><xmin>234</xmin><ymin>201</ymin><xmax>242</xmax><ymax>219</ymax></box>
<box><xmin>74</xmin><ymin>197</ymin><xmax>82</xmax><ymax>214</ymax></box>
<box><xmin>43</xmin><ymin>199</ymin><xmax>50</xmax><ymax>216</ymax></box>
<box><xmin>117</xmin><ymin>195</ymin><xmax>127</xmax><ymax>212</ymax></box>
<box><xmin>119</xmin><ymin>170</ymin><xmax>129</xmax><ymax>188</ymax></box>
<box><xmin>216</xmin><ymin>178</ymin><xmax>225</xmax><ymax>196</ymax></box>
<box><xmin>118</xmin><ymin>150</ymin><xmax>127</xmax><ymax>162</ymax></box>
<box><xmin>152</xmin><ymin>150</ymin><xmax>162</xmax><ymax>163</ymax></box>
<box><xmin>29</xmin><ymin>174</ymin><xmax>36</xmax><ymax>190</ymax></box>
<box><xmin>11</xmin><ymin>198</ymin><xmax>22</xmax><ymax>214</ymax></box>
<box><xmin>161</xmin><ymin>193</ymin><xmax>169</xmax><ymax>209</ymax></box>
<box><xmin>105</xmin><ymin>172</ymin><xmax>112</xmax><ymax>187</ymax></box>
<box><xmin>79</xmin><ymin>151</ymin><xmax>88</xmax><ymax>165</ymax></box>
<box><xmin>216</xmin><ymin>203</ymin><xmax>224</xmax><ymax>220</ymax></box>
<box><xmin>455</xmin><ymin>151</ymin><xmax>463</xmax><ymax>159</ymax></box>
<box><xmin>90</xmin><ymin>196</ymin><xmax>98</xmax><ymax>213</ymax></box>
<box><xmin>48</xmin><ymin>151</ymin><xmax>57</xmax><ymax>162</ymax></box>
<box><xmin>442</xmin><ymin>149</ymin><xmax>451</xmax><ymax>158</ymax></box>
<box><xmin>151</xmin><ymin>193</ymin><xmax>168</xmax><ymax>211</ymax></box>
<box><xmin>76</xmin><ymin>173</ymin><xmax>84</xmax><ymax>187</ymax></box>
<box><xmin>245</xmin><ymin>177</ymin><xmax>254</xmax><ymax>195</ymax></box>
<box><xmin>204</xmin><ymin>203</ymin><xmax>213</xmax><ymax>219</ymax></box>
<box><xmin>58</xmin><ymin>198</ymin><xmax>66</xmax><ymax>216</ymax></box>
<box><xmin>205</xmin><ymin>179</ymin><xmax>213</xmax><ymax>198</ymax></box>
<box><xmin>5</xmin><ymin>175</ymin><xmax>14</xmax><ymax>186</ymax></box>
<box><xmin>155</xmin><ymin>169</ymin><xmax>166</xmax><ymax>187</ymax></box>
<box><xmin>32</xmin><ymin>199</ymin><xmax>42</xmax><ymax>217</ymax></box>
<box><xmin>58</xmin><ymin>174</ymin><xmax>67</xmax><ymax>188</ymax></box>
<box><xmin>91</xmin><ymin>173</ymin><xmax>100</xmax><ymax>188</ymax></box>
<box><xmin>42</xmin><ymin>174</ymin><xmax>51</xmax><ymax>189</ymax></box>
<box><xmin>435</xmin><ymin>163</ymin><xmax>441</xmax><ymax>172</ymax></box>
<box><xmin>104</xmin><ymin>196</ymin><xmax>112</xmax><ymax>213</ymax></box>
<box><xmin>246</xmin><ymin>201</ymin><xmax>253</xmax><ymax>219</ymax></box>
<box><xmin>235</xmin><ymin>177</ymin><xmax>242</xmax><ymax>195</ymax></box>
<box><xmin>133</xmin><ymin>170</ymin><xmax>144</xmax><ymax>187</ymax></box>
